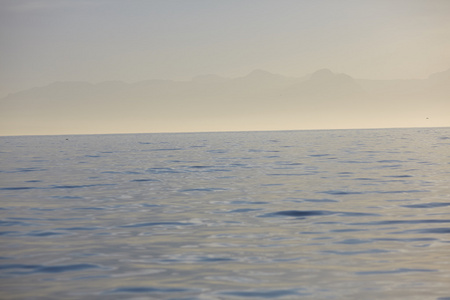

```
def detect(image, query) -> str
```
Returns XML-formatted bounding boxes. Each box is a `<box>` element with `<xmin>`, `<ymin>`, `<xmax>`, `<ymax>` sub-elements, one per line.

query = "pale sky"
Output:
<box><xmin>1</xmin><ymin>0</ymin><xmax>450</xmax><ymax>98</ymax></box>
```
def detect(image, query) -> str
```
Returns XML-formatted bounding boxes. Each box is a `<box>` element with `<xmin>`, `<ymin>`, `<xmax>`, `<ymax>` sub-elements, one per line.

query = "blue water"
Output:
<box><xmin>1</xmin><ymin>128</ymin><xmax>449</xmax><ymax>299</ymax></box>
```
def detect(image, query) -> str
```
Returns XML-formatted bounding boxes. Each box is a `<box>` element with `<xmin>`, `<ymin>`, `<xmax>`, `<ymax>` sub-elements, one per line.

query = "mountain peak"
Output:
<box><xmin>248</xmin><ymin>69</ymin><xmax>274</xmax><ymax>76</ymax></box>
<box><xmin>428</xmin><ymin>68</ymin><xmax>450</xmax><ymax>83</ymax></box>
<box><xmin>192</xmin><ymin>74</ymin><xmax>227</xmax><ymax>83</ymax></box>
<box><xmin>241</xmin><ymin>69</ymin><xmax>285</xmax><ymax>82</ymax></box>
<box><xmin>309</xmin><ymin>69</ymin><xmax>335</xmax><ymax>81</ymax></box>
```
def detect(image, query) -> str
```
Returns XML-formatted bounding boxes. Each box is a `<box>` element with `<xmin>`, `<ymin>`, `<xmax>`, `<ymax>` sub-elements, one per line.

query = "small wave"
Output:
<box><xmin>377</xmin><ymin>160</ymin><xmax>404</xmax><ymax>163</ymax></box>
<box><xmin>402</xmin><ymin>202</ymin><xmax>450</xmax><ymax>208</ymax></box>
<box><xmin>185</xmin><ymin>166</ymin><xmax>231</xmax><ymax>173</ymax></box>
<box><xmin>15</xmin><ymin>167</ymin><xmax>47</xmax><ymax>173</ymax></box>
<box><xmin>378</xmin><ymin>164</ymin><xmax>403</xmax><ymax>168</ymax></box>
<box><xmin>341</xmin><ymin>212</ymin><xmax>379</xmax><ymax>216</ymax></box>
<box><xmin>331</xmin><ymin>229</ymin><xmax>367</xmax><ymax>233</ymax></box>
<box><xmin>260</xmin><ymin>210</ymin><xmax>378</xmax><ymax>218</ymax></box>
<box><xmin>147</xmin><ymin>148</ymin><xmax>184</xmax><ymax>151</ymax></box>
<box><xmin>349</xmin><ymin>219</ymin><xmax>450</xmax><ymax>226</ymax></box>
<box><xmin>322</xmin><ymin>249</ymin><xmax>390</xmax><ymax>255</ymax></box>
<box><xmin>8</xmin><ymin>217</ymin><xmax>41</xmax><ymax>221</ymax></box>
<box><xmin>106</xmin><ymin>286</ymin><xmax>193</xmax><ymax>294</ymax></box>
<box><xmin>0</xmin><ymin>220</ymin><xmax>37</xmax><ymax>226</ymax></box>
<box><xmin>230</xmin><ymin>200</ymin><xmax>268</xmax><ymax>205</ymax></box>
<box><xmin>188</xmin><ymin>165</ymin><xmax>214</xmax><ymax>169</ymax></box>
<box><xmin>335</xmin><ymin>238</ymin><xmax>372</xmax><ymax>245</ymax></box>
<box><xmin>52</xmin><ymin>196</ymin><xmax>83</xmax><ymax>200</ymax></box>
<box><xmin>206</xmin><ymin>149</ymin><xmax>228</xmax><ymax>153</ymax></box>
<box><xmin>0</xmin><ymin>231</ymin><xmax>19</xmax><ymax>236</ymax></box>
<box><xmin>0</xmin><ymin>187</ymin><xmax>37</xmax><ymax>191</ymax></box>
<box><xmin>179</xmin><ymin>188</ymin><xmax>227</xmax><ymax>192</ymax></box>
<box><xmin>259</xmin><ymin>210</ymin><xmax>333</xmax><ymax>218</ymax></box>
<box><xmin>249</xmin><ymin>149</ymin><xmax>279</xmax><ymax>153</ymax></box>
<box><xmin>101</xmin><ymin>171</ymin><xmax>142</xmax><ymax>174</ymax></box>
<box><xmin>120</xmin><ymin>222</ymin><xmax>193</xmax><ymax>228</ymax></box>
<box><xmin>130</xmin><ymin>179</ymin><xmax>159</xmax><ymax>182</ymax></box>
<box><xmin>26</xmin><ymin>231</ymin><xmax>67</xmax><ymax>237</ymax></box>
<box><xmin>376</xmin><ymin>189</ymin><xmax>428</xmax><ymax>194</ymax></box>
<box><xmin>223</xmin><ymin>208</ymin><xmax>262</xmax><ymax>213</ymax></box>
<box><xmin>1</xmin><ymin>184</ymin><xmax>116</xmax><ymax>191</ymax></box>
<box><xmin>199</xmin><ymin>257</ymin><xmax>233</xmax><ymax>262</ymax></box>
<box><xmin>140</xmin><ymin>203</ymin><xmax>166</xmax><ymax>208</ymax></box>
<box><xmin>0</xmin><ymin>263</ymin><xmax>102</xmax><ymax>274</ymax></box>
<box><xmin>374</xmin><ymin>237</ymin><xmax>437</xmax><ymax>242</ymax></box>
<box><xmin>219</xmin><ymin>288</ymin><xmax>308</xmax><ymax>298</ymax></box>
<box><xmin>55</xmin><ymin>227</ymin><xmax>101</xmax><ymax>231</ymax></box>
<box><xmin>355</xmin><ymin>268</ymin><xmax>436</xmax><ymax>275</ymax></box>
<box><xmin>268</xmin><ymin>173</ymin><xmax>313</xmax><ymax>176</ymax></box>
<box><xmin>50</xmin><ymin>184</ymin><xmax>115</xmax><ymax>189</ymax></box>
<box><xmin>321</xmin><ymin>190</ymin><xmax>364</xmax><ymax>195</ymax></box>
<box><xmin>303</xmin><ymin>198</ymin><xmax>338</xmax><ymax>203</ymax></box>
<box><xmin>146</xmin><ymin>167</ymin><xmax>181</xmax><ymax>174</ymax></box>
<box><xmin>29</xmin><ymin>208</ymin><xmax>57</xmax><ymax>211</ymax></box>
<box><xmin>71</xmin><ymin>207</ymin><xmax>105</xmax><ymax>210</ymax></box>
<box><xmin>157</xmin><ymin>254</ymin><xmax>234</xmax><ymax>264</ymax></box>
<box><xmin>320</xmin><ymin>189</ymin><xmax>427</xmax><ymax>195</ymax></box>
<box><xmin>394</xmin><ymin>227</ymin><xmax>450</xmax><ymax>234</ymax></box>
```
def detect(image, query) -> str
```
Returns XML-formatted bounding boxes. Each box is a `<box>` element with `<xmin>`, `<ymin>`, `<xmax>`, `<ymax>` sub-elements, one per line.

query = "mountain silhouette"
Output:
<box><xmin>1</xmin><ymin>68</ymin><xmax>449</xmax><ymax>135</ymax></box>
<box><xmin>282</xmin><ymin>69</ymin><xmax>365</xmax><ymax>101</ymax></box>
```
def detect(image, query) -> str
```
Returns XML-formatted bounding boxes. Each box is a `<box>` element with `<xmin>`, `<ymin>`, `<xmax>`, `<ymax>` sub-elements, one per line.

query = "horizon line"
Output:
<box><xmin>1</xmin><ymin>125</ymin><xmax>448</xmax><ymax>138</ymax></box>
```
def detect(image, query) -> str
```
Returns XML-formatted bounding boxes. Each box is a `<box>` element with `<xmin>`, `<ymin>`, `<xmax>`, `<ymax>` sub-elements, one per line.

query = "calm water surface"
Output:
<box><xmin>1</xmin><ymin>128</ymin><xmax>450</xmax><ymax>299</ymax></box>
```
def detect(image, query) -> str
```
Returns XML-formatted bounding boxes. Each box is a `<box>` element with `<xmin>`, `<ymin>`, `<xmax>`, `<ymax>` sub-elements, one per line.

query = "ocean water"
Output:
<box><xmin>1</xmin><ymin>127</ymin><xmax>450</xmax><ymax>300</ymax></box>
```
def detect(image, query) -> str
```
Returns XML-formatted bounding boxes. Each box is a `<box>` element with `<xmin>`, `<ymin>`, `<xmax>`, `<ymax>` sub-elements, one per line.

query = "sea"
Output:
<box><xmin>1</xmin><ymin>127</ymin><xmax>449</xmax><ymax>300</ymax></box>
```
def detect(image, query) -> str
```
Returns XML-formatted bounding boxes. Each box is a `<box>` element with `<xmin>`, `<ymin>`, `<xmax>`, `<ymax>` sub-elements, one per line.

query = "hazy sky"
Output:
<box><xmin>1</xmin><ymin>0</ymin><xmax>450</xmax><ymax>98</ymax></box>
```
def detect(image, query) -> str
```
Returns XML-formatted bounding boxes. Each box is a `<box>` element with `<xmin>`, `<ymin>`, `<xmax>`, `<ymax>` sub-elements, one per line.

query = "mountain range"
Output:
<box><xmin>1</xmin><ymin>68</ymin><xmax>449</xmax><ymax>135</ymax></box>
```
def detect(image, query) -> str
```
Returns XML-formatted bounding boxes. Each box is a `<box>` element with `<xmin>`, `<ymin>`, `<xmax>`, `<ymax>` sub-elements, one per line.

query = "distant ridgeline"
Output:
<box><xmin>1</xmin><ymin>68</ymin><xmax>449</xmax><ymax>135</ymax></box>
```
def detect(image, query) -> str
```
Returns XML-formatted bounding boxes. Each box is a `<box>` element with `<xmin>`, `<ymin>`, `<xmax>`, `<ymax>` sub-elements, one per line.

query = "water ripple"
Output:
<box><xmin>130</xmin><ymin>178</ymin><xmax>159</xmax><ymax>182</ymax></box>
<box><xmin>0</xmin><ymin>263</ymin><xmax>102</xmax><ymax>274</ymax></box>
<box><xmin>107</xmin><ymin>286</ymin><xmax>194</xmax><ymax>294</ymax></box>
<box><xmin>179</xmin><ymin>188</ymin><xmax>227</xmax><ymax>192</ymax></box>
<box><xmin>120</xmin><ymin>222</ymin><xmax>193</xmax><ymax>228</ymax></box>
<box><xmin>1</xmin><ymin>127</ymin><xmax>449</xmax><ymax>299</ymax></box>
<box><xmin>260</xmin><ymin>210</ymin><xmax>378</xmax><ymax>218</ymax></box>
<box><xmin>322</xmin><ymin>249</ymin><xmax>390</xmax><ymax>255</ymax></box>
<box><xmin>402</xmin><ymin>202</ymin><xmax>450</xmax><ymax>208</ymax></box>
<box><xmin>393</xmin><ymin>227</ymin><xmax>450</xmax><ymax>234</ymax></box>
<box><xmin>219</xmin><ymin>288</ymin><xmax>308</xmax><ymax>298</ymax></box>
<box><xmin>349</xmin><ymin>219</ymin><xmax>450</xmax><ymax>226</ymax></box>
<box><xmin>0</xmin><ymin>184</ymin><xmax>115</xmax><ymax>191</ymax></box>
<box><xmin>321</xmin><ymin>190</ymin><xmax>364</xmax><ymax>195</ymax></box>
<box><xmin>356</xmin><ymin>268</ymin><xmax>436</xmax><ymax>275</ymax></box>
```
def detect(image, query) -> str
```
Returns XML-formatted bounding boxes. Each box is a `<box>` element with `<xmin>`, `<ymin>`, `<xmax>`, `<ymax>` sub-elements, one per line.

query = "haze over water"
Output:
<box><xmin>1</xmin><ymin>0</ymin><xmax>450</xmax><ymax>135</ymax></box>
<box><xmin>1</xmin><ymin>128</ymin><xmax>450</xmax><ymax>299</ymax></box>
<box><xmin>1</xmin><ymin>1</ymin><xmax>450</xmax><ymax>298</ymax></box>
